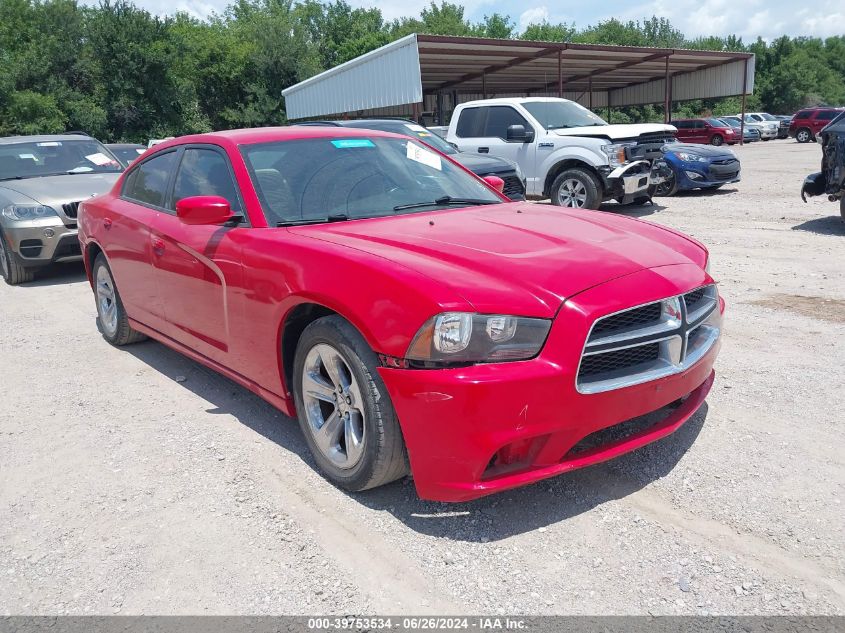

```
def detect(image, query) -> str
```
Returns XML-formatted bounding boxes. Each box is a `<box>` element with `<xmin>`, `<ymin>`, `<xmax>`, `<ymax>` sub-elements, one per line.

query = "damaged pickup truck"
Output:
<box><xmin>801</xmin><ymin>110</ymin><xmax>845</xmax><ymax>220</ymax></box>
<box><xmin>446</xmin><ymin>97</ymin><xmax>676</xmax><ymax>209</ymax></box>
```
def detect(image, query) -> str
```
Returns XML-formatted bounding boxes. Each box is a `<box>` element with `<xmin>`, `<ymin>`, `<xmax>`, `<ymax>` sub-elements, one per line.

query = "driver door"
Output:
<box><xmin>150</xmin><ymin>145</ymin><xmax>247</xmax><ymax>365</ymax></box>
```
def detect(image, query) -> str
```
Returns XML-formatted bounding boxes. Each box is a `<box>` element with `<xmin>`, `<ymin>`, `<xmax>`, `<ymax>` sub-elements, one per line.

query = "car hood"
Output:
<box><xmin>290</xmin><ymin>203</ymin><xmax>705</xmax><ymax>317</ymax></box>
<box><xmin>452</xmin><ymin>152</ymin><xmax>516</xmax><ymax>175</ymax></box>
<box><xmin>665</xmin><ymin>144</ymin><xmax>736</xmax><ymax>158</ymax></box>
<box><xmin>0</xmin><ymin>173</ymin><xmax>120</xmax><ymax>206</ymax></box>
<box><xmin>552</xmin><ymin>123</ymin><xmax>676</xmax><ymax>141</ymax></box>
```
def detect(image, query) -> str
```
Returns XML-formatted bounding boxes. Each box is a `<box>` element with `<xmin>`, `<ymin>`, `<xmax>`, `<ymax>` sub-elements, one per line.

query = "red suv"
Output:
<box><xmin>672</xmin><ymin>118</ymin><xmax>739</xmax><ymax>146</ymax></box>
<box><xmin>789</xmin><ymin>108</ymin><xmax>845</xmax><ymax>143</ymax></box>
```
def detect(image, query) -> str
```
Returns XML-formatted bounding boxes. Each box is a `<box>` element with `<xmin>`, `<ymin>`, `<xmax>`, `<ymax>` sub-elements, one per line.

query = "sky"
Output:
<box><xmin>116</xmin><ymin>0</ymin><xmax>845</xmax><ymax>41</ymax></box>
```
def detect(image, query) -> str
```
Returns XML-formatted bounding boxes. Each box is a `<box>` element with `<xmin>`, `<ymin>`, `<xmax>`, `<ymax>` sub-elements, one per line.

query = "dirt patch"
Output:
<box><xmin>750</xmin><ymin>293</ymin><xmax>845</xmax><ymax>324</ymax></box>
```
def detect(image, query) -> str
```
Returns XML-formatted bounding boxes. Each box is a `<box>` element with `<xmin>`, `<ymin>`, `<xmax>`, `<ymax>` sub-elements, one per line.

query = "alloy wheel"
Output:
<box><xmin>797</xmin><ymin>129</ymin><xmax>810</xmax><ymax>143</ymax></box>
<box><xmin>301</xmin><ymin>343</ymin><xmax>366</xmax><ymax>470</ymax></box>
<box><xmin>96</xmin><ymin>264</ymin><xmax>119</xmax><ymax>338</ymax></box>
<box><xmin>557</xmin><ymin>178</ymin><xmax>588</xmax><ymax>207</ymax></box>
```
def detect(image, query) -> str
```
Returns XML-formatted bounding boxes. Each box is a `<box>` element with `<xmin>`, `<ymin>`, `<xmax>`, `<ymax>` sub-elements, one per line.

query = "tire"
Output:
<box><xmin>550</xmin><ymin>168</ymin><xmax>601</xmax><ymax>209</ymax></box>
<box><xmin>92</xmin><ymin>254</ymin><xmax>146</xmax><ymax>346</ymax></box>
<box><xmin>0</xmin><ymin>229</ymin><xmax>36</xmax><ymax>285</ymax></box>
<box><xmin>710</xmin><ymin>134</ymin><xmax>723</xmax><ymax>146</ymax></box>
<box><xmin>840</xmin><ymin>196</ymin><xmax>845</xmax><ymax>221</ymax></box>
<box><xmin>795</xmin><ymin>128</ymin><xmax>812</xmax><ymax>143</ymax></box>
<box><xmin>292</xmin><ymin>315</ymin><xmax>409</xmax><ymax>492</ymax></box>
<box><xmin>653</xmin><ymin>170</ymin><xmax>678</xmax><ymax>197</ymax></box>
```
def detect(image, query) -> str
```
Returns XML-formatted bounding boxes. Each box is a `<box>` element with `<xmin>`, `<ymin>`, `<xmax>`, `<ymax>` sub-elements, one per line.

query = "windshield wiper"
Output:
<box><xmin>276</xmin><ymin>213</ymin><xmax>350</xmax><ymax>227</ymax></box>
<box><xmin>392</xmin><ymin>196</ymin><xmax>498</xmax><ymax>212</ymax></box>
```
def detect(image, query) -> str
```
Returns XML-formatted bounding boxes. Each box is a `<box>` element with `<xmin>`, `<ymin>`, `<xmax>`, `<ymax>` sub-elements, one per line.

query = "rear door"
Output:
<box><xmin>107</xmin><ymin>149</ymin><xmax>178</xmax><ymax>332</ymax></box>
<box><xmin>674</xmin><ymin>120</ymin><xmax>692</xmax><ymax>142</ymax></box>
<box><xmin>150</xmin><ymin>144</ymin><xmax>248</xmax><ymax>365</ymax></box>
<box><xmin>813</xmin><ymin>110</ymin><xmax>838</xmax><ymax>134</ymax></box>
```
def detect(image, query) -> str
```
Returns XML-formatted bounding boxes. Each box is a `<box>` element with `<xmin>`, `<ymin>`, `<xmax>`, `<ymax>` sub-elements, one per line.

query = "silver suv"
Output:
<box><xmin>0</xmin><ymin>134</ymin><xmax>122</xmax><ymax>284</ymax></box>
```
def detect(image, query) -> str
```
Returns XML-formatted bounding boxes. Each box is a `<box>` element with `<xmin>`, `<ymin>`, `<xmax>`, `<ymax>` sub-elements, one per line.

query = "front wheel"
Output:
<box><xmin>795</xmin><ymin>128</ymin><xmax>812</xmax><ymax>143</ymax></box>
<box><xmin>710</xmin><ymin>134</ymin><xmax>723</xmax><ymax>146</ymax></box>
<box><xmin>92</xmin><ymin>254</ymin><xmax>146</xmax><ymax>346</ymax></box>
<box><xmin>293</xmin><ymin>315</ymin><xmax>409</xmax><ymax>492</ymax></box>
<box><xmin>550</xmin><ymin>168</ymin><xmax>601</xmax><ymax>209</ymax></box>
<box><xmin>0</xmin><ymin>230</ymin><xmax>36</xmax><ymax>285</ymax></box>
<box><xmin>653</xmin><ymin>170</ymin><xmax>678</xmax><ymax>197</ymax></box>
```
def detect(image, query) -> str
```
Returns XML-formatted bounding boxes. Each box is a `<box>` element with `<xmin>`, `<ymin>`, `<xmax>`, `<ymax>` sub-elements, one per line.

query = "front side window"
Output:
<box><xmin>522</xmin><ymin>101</ymin><xmax>607</xmax><ymax>130</ymax></box>
<box><xmin>0</xmin><ymin>139</ymin><xmax>122</xmax><ymax>182</ymax></box>
<box><xmin>483</xmin><ymin>106</ymin><xmax>530</xmax><ymax>139</ymax></box>
<box><xmin>123</xmin><ymin>151</ymin><xmax>177</xmax><ymax>208</ymax></box>
<box><xmin>172</xmin><ymin>148</ymin><xmax>241</xmax><ymax>212</ymax></box>
<box><xmin>242</xmin><ymin>137</ymin><xmax>501</xmax><ymax>225</ymax></box>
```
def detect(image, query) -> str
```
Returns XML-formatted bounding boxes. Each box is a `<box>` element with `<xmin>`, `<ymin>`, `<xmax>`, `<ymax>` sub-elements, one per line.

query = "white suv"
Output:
<box><xmin>446</xmin><ymin>97</ymin><xmax>676</xmax><ymax>208</ymax></box>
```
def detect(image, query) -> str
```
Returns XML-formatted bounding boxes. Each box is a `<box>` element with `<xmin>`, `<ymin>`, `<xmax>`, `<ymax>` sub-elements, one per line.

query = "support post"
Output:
<box><xmin>740</xmin><ymin>59</ymin><xmax>748</xmax><ymax>146</ymax></box>
<box><xmin>412</xmin><ymin>101</ymin><xmax>422</xmax><ymax>125</ymax></box>
<box><xmin>482</xmin><ymin>72</ymin><xmax>487</xmax><ymax>99</ymax></box>
<box><xmin>664</xmin><ymin>55</ymin><xmax>671</xmax><ymax>123</ymax></box>
<box><xmin>436</xmin><ymin>92</ymin><xmax>444</xmax><ymax>126</ymax></box>
<box><xmin>557</xmin><ymin>50</ymin><xmax>563</xmax><ymax>98</ymax></box>
<box><xmin>588</xmin><ymin>77</ymin><xmax>593</xmax><ymax>110</ymax></box>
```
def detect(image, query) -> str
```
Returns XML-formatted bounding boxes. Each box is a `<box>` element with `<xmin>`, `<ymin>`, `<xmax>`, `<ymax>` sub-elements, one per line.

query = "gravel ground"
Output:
<box><xmin>0</xmin><ymin>138</ymin><xmax>843</xmax><ymax>616</ymax></box>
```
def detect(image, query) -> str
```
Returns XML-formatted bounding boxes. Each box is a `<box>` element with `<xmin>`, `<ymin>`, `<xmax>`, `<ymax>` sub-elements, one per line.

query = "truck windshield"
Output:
<box><xmin>522</xmin><ymin>101</ymin><xmax>608</xmax><ymax>130</ymax></box>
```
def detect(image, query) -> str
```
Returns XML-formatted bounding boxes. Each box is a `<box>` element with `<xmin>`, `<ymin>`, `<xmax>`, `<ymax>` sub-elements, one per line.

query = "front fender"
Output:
<box><xmin>537</xmin><ymin>146</ymin><xmax>606</xmax><ymax>196</ymax></box>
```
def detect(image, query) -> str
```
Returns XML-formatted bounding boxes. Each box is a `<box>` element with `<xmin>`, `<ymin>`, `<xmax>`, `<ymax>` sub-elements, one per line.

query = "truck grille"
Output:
<box><xmin>577</xmin><ymin>285</ymin><xmax>720</xmax><ymax>394</ymax></box>
<box><xmin>501</xmin><ymin>175</ymin><xmax>525</xmax><ymax>200</ymax></box>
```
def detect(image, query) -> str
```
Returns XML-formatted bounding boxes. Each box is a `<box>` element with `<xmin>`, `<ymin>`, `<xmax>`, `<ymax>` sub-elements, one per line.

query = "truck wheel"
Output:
<box><xmin>551</xmin><ymin>169</ymin><xmax>601</xmax><ymax>209</ymax></box>
<box><xmin>710</xmin><ymin>134</ymin><xmax>723</xmax><ymax>146</ymax></box>
<box><xmin>795</xmin><ymin>128</ymin><xmax>812</xmax><ymax>143</ymax></box>
<box><xmin>0</xmin><ymin>229</ymin><xmax>36</xmax><ymax>286</ymax></box>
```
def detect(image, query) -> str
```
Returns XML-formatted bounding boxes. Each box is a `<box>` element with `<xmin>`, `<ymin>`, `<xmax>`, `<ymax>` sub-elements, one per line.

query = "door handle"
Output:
<box><xmin>103</xmin><ymin>217</ymin><xmax>112</xmax><ymax>230</ymax></box>
<box><xmin>478</xmin><ymin>147</ymin><xmax>489</xmax><ymax>153</ymax></box>
<box><xmin>152</xmin><ymin>237</ymin><xmax>165</xmax><ymax>256</ymax></box>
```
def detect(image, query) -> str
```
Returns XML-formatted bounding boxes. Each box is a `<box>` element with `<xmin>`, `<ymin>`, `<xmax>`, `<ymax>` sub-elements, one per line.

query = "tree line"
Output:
<box><xmin>1</xmin><ymin>0</ymin><xmax>844</xmax><ymax>141</ymax></box>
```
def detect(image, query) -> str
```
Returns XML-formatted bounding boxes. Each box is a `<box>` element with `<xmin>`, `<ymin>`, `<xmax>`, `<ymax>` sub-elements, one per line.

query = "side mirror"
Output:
<box><xmin>482</xmin><ymin>175</ymin><xmax>505</xmax><ymax>194</ymax></box>
<box><xmin>175</xmin><ymin>195</ymin><xmax>234</xmax><ymax>225</ymax></box>
<box><xmin>506</xmin><ymin>125</ymin><xmax>535</xmax><ymax>143</ymax></box>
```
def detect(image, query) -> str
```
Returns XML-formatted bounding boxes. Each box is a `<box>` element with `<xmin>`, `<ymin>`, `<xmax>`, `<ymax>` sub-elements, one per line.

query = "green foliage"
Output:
<box><xmin>0</xmin><ymin>0</ymin><xmax>843</xmax><ymax>138</ymax></box>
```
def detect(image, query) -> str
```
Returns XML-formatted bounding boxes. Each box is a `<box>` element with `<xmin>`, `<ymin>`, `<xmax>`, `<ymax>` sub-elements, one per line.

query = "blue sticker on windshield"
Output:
<box><xmin>331</xmin><ymin>139</ymin><xmax>375</xmax><ymax>149</ymax></box>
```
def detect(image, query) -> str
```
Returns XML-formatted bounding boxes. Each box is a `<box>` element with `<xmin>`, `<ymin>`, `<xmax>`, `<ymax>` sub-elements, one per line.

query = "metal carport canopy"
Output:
<box><xmin>282</xmin><ymin>34</ymin><xmax>755</xmax><ymax>121</ymax></box>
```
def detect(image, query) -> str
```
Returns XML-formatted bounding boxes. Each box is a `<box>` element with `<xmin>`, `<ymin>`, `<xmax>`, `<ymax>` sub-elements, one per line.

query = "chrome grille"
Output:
<box><xmin>577</xmin><ymin>284</ymin><xmax>720</xmax><ymax>394</ymax></box>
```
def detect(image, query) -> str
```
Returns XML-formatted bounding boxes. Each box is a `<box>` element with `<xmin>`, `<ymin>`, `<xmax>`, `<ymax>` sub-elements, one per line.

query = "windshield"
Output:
<box><xmin>242</xmin><ymin>137</ymin><xmax>502</xmax><ymax>225</ymax></box>
<box><xmin>0</xmin><ymin>139</ymin><xmax>122</xmax><ymax>180</ymax></box>
<box><xmin>109</xmin><ymin>146</ymin><xmax>145</xmax><ymax>167</ymax></box>
<box><xmin>760</xmin><ymin>113</ymin><xmax>778</xmax><ymax>121</ymax></box>
<box><xmin>522</xmin><ymin>101</ymin><xmax>608</xmax><ymax>130</ymax></box>
<box><xmin>390</xmin><ymin>123</ymin><xmax>458</xmax><ymax>155</ymax></box>
<box><xmin>708</xmin><ymin>118</ymin><xmax>730</xmax><ymax>128</ymax></box>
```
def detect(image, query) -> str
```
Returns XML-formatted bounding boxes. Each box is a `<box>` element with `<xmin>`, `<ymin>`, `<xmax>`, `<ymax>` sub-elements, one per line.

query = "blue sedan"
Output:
<box><xmin>655</xmin><ymin>143</ymin><xmax>741</xmax><ymax>196</ymax></box>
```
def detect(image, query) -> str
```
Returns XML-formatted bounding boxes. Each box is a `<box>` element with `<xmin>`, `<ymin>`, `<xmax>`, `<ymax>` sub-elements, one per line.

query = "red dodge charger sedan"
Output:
<box><xmin>78</xmin><ymin>127</ymin><xmax>723</xmax><ymax>502</ymax></box>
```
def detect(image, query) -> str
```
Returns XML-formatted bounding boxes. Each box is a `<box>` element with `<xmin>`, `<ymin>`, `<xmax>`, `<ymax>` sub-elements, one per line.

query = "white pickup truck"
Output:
<box><xmin>446</xmin><ymin>97</ymin><xmax>677</xmax><ymax>208</ymax></box>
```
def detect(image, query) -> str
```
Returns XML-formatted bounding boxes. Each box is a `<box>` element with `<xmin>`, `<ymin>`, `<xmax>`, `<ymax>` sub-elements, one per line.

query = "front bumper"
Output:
<box><xmin>380</xmin><ymin>264</ymin><xmax>723</xmax><ymax>502</ymax></box>
<box><xmin>673</xmin><ymin>158</ymin><xmax>741</xmax><ymax>190</ymax></box>
<box><xmin>758</xmin><ymin>128</ymin><xmax>778</xmax><ymax>139</ymax></box>
<box><xmin>1</xmin><ymin>219</ymin><xmax>81</xmax><ymax>268</ymax></box>
<box><xmin>602</xmin><ymin>160</ymin><xmax>665</xmax><ymax>204</ymax></box>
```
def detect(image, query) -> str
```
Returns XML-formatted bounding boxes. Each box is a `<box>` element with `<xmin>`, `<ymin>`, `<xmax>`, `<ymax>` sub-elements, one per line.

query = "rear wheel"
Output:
<box><xmin>92</xmin><ymin>254</ymin><xmax>146</xmax><ymax>346</ymax></box>
<box><xmin>0</xmin><ymin>229</ymin><xmax>35</xmax><ymax>286</ymax></box>
<box><xmin>710</xmin><ymin>134</ymin><xmax>723</xmax><ymax>146</ymax></box>
<box><xmin>795</xmin><ymin>128</ymin><xmax>812</xmax><ymax>143</ymax></box>
<box><xmin>550</xmin><ymin>168</ymin><xmax>601</xmax><ymax>209</ymax></box>
<box><xmin>293</xmin><ymin>315</ymin><xmax>408</xmax><ymax>492</ymax></box>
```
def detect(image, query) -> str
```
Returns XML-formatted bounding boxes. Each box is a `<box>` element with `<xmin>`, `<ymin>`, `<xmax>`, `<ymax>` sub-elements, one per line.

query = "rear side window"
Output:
<box><xmin>673</xmin><ymin>120</ymin><xmax>691</xmax><ymax>129</ymax></box>
<box><xmin>692</xmin><ymin>120</ymin><xmax>706</xmax><ymax>129</ymax></box>
<box><xmin>483</xmin><ymin>106</ymin><xmax>530</xmax><ymax>139</ymax></box>
<box><xmin>456</xmin><ymin>108</ymin><xmax>485</xmax><ymax>137</ymax></box>
<box><xmin>122</xmin><ymin>151</ymin><xmax>177</xmax><ymax>208</ymax></box>
<box><xmin>172</xmin><ymin>148</ymin><xmax>242</xmax><ymax>213</ymax></box>
<box><xmin>816</xmin><ymin>110</ymin><xmax>838</xmax><ymax>121</ymax></box>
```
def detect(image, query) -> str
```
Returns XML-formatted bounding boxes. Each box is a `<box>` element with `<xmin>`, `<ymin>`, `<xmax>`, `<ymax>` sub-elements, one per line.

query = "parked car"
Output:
<box><xmin>774</xmin><ymin>115</ymin><xmax>792</xmax><ymax>139</ymax></box>
<box><xmin>0</xmin><ymin>134</ymin><xmax>122</xmax><ymax>285</ymax></box>
<box><xmin>789</xmin><ymin>107</ymin><xmax>845</xmax><ymax>143</ymax></box>
<box><xmin>672</xmin><ymin>118</ymin><xmax>739</xmax><ymax>146</ymax></box>
<box><xmin>105</xmin><ymin>143</ymin><xmax>146</xmax><ymax>168</ymax></box>
<box><xmin>445</xmin><ymin>97</ymin><xmax>676</xmax><ymax>208</ymax></box>
<box><xmin>296</xmin><ymin>118</ymin><xmax>526</xmax><ymax>200</ymax></box>
<box><xmin>736</xmin><ymin>114</ymin><xmax>778</xmax><ymax>140</ymax></box>
<box><xmin>655</xmin><ymin>142</ymin><xmax>740</xmax><ymax>196</ymax></box>
<box><xmin>78</xmin><ymin>127</ymin><xmax>723</xmax><ymax>502</ymax></box>
<box><xmin>801</xmin><ymin>110</ymin><xmax>845</xmax><ymax>219</ymax></box>
<box><xmin>718</xmin><ymin>117</ymin><xmax>760</xmax><ymax>142</ymax></box>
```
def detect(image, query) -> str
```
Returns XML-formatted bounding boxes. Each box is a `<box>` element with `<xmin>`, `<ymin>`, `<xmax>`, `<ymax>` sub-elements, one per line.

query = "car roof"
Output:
<box><xmin>149</xmin><ymin>126</ymin><xmax>405</xmax><ymax>151</ymax></box>
<box><xmin>299</xmin><ymin>119</ymin><xmax>414</xmax><ymax>128</ymax></box>
<box><xmin>106</xmin><ymin>143</ymin><xmax>146</xmax><ymax>148</ymax></box>
<box><xmin>460</xmin><ymin>97</ymin><xmax>573</xmax><ymax>107</ymax></box>
<box><xmin>0</xmin><ymin>134</ymin><xmax>95</xmax><ymax>145</ymax></box>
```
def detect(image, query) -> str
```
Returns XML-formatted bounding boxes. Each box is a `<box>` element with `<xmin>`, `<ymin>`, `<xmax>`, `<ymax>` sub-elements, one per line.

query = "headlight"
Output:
<box><xmin>601</xmin><ymin>142</ymin><xmax>636</xmax><ymax>167</ymax></box>
<box><xmin>1</xmin><ymin>204</ymin><xmax>58</xmax><ymax>221</ymax></box>
<box><xmin>675</xmin><ymin>152</ymin><xmax>707</xmax><ymax>162</ymax></box>
<box><xmin>406</xmin><ymin>312</ymin><xmax>552</xmax><ymax>364</ymax></box>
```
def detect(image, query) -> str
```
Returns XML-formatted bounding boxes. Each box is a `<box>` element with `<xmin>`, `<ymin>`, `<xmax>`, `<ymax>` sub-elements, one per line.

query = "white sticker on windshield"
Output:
<box><xmin>404</xmin><ymin>123</ymin><xmax>429</xmax><ymax>133</ymax></box>
<box><xmin>135</xmin><ymin>148</ymin><xmax>146</xmax><ymax>155</ymax></box>
<box><xmin>37</xmin><ymin>141</ymin><xmax>61</xmax><ymax>147</ymax></box>
<box><xmin>406</xmin><ymin>142</ymin><xmax>442</xmax><ymax>171</ymax></box>
<box><xmin>85</xmin><ymin>152</ymin><xmax>113</xmax><ymax>166</ymax></box>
